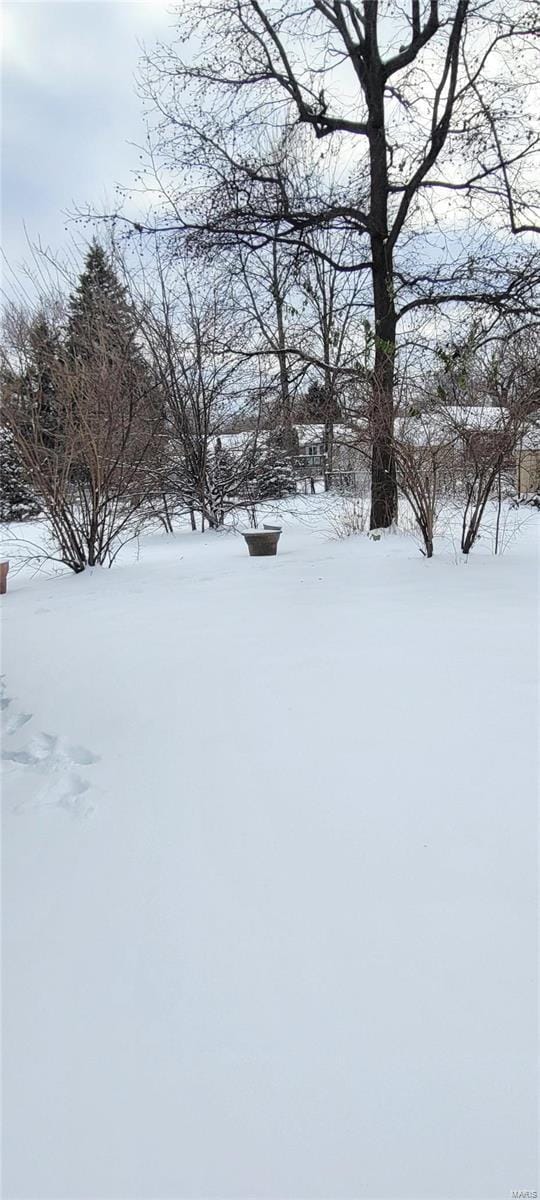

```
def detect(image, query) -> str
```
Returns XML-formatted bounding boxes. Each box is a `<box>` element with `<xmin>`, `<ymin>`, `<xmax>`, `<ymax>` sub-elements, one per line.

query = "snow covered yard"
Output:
<box><xmin>1</xmin><ymin>510</ymin><xmax>538</xmax><ymax>1200</ymax></box>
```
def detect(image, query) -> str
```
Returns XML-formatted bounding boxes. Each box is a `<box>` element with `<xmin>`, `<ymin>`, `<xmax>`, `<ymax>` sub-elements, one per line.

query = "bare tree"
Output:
<box><xmin>232</xmin><ymin>229</ymin><xmax>304</xmax><ymax>447</ymax></box>
<box><xmin>295</xmin><ymin>228</ymin><xmax>366</xmax><ymax>488</ymax></box>
<box><xmin>123</xmin><ymin>0</ymin><xmax>539</xmax><ymax>531</ymax></box>
<box><xmin>139</xmin><ymin>257</ymin><xmax>274</xmax><ymax>530</ymax></box>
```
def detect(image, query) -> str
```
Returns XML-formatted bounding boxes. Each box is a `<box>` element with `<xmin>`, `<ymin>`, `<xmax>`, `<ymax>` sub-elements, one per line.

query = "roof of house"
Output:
<box><xmin>215</xmin><ymin>410</ymin><xmax>539</xmax><ymax>453</ymax></box>
<box><xmin>393</xmin><ymin>405</ymin><xmax>523</xmax><ymax>447</ymax></box>
<box><xmin>519</xmin><ymin>426</ymin><xmax>540</xmax><ymax>452</ymax></box>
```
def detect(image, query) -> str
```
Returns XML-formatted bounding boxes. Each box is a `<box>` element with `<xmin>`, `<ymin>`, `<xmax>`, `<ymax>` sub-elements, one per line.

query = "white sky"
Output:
<box><xmin>1</xmin><ymin>1</ymin><xmax>172</xmax><ymax>275</ymax></box>
<box><xmin>2</xmin><ymin>0</ymin><xmax>537</xmax><ymax>293</ymax></box>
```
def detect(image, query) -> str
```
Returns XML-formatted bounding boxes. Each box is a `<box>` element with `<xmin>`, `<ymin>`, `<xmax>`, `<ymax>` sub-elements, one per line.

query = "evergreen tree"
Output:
<box><xmin>66</xmin><ymin>241</ymin><xmax>138</xmax><ymax>361</ymax></box>
<box><xmin>297</xmin><ymin>381</ymin><xmax>342</xmax><ymax>424</ymax></box>
<box><xmin>66</xmin><ymin>242</ymin><xmax>160</xmax><ymax>431</ymax></box>
<box><xmin>0</xmin><ymin>427</ymin><xmax>40</xmax><ymax>521</ymax></box>
<box><xmin>64</xmin><ymin>243</ymin><xmax>162</xmax><ymax>489</ymax></box>
<box><xmin>23</xmin><ymin>315</ymin><xmax>63</xmax><ymax>450</ymax></box>
<box><xmin>256</xmin><ymin>429</ymin><xmax>298</xmax><ymax>498</ymax></box>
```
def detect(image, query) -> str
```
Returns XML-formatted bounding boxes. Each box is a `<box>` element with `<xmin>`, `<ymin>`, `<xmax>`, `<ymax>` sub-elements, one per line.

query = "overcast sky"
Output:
<box><xmin>2</xmin><ymin>1</ymin><xmax>173</xmax><ymax>276</ymax></box>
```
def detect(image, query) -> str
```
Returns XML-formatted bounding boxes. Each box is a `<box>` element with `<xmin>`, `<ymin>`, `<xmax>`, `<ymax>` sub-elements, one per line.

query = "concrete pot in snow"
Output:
<box><xmin>242</xmin><ymin>530</ymin><xmax>281</xmax><ymax>557</ymax></box>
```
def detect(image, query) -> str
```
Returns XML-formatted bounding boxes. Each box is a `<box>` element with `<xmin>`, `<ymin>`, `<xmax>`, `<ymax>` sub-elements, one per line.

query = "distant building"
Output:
<box><xmin>216</xmin><ymin>411</ymin><xmax>540</xmax><ymax>497</ymax></box>
<box><xmin>516</xmin><ymin>429</ymin><xmax>540</xmax><ymax>495</ymax></box>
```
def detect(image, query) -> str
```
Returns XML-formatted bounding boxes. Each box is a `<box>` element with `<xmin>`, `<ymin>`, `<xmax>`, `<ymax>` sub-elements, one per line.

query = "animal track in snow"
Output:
<box><xmin>1</xmin><ymin>681</ymin><xmax>99</xmax><ymax>818</ymax></box>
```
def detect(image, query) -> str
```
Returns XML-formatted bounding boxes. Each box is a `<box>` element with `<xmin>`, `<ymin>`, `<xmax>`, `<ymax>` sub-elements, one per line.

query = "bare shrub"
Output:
<box><xmin>1</xmin><ymin>303</ymin><xmax>161</xmax><ymax>572</ymax></box>
<box><xmin>329</xmin><ymin>496</ymin><xmax>369</xmax><ymax>539</ymax></box>
<box><xmin>436</xmin><ymin>338</ymin><xmax>539</xmax><ymax>554</ymax></box>
<box><xmin>393</xmin><ymin>406</ymin><xmax>456</xmax><ymax>557</ymax></box>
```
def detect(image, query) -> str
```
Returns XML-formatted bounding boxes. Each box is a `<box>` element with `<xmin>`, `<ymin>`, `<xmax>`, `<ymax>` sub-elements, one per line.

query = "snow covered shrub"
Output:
<box><xmin>247</xmin><ymin>441</ymin><xmax>297</xmax><ymax>504</ymax></box>
<box><xmin>262</xmin><ymin>427</ymin><xmax>299</xmax><ymax>498</ymax></box>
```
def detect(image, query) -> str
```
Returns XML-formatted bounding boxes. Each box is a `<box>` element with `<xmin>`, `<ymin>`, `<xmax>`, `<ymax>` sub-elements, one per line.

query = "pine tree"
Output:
<box><xmin>298</xmin><ymin>381</ymin><xmax>342</xmax><ymax>423</ymax></box>
<box><xmin>252</xmin><ymin>431</ymin><xmax>298</xmax><ymax>499</ymax></box>
<box><xmin>66</xmin><ymin>241</ymin><xmax>160</xmax><ymax>428</ymax></box>
<box><xmin>0</xmin><ymin>427</ymin><xmax>40</xmax><ymax>521</ymax></box>
<box><xmin>23</xmin><ymin>316</ymin><xmax>63</xmax><ymax>450</ymax></box>
<box><xmin>66</xmin><ymin>241</ymin><xmax>137</xmax><ymax>361</ymax></box>
<box><xmin>64</xmin><ymin>243</ymin><xmax>162</xmax><ymax>490</ymax></box>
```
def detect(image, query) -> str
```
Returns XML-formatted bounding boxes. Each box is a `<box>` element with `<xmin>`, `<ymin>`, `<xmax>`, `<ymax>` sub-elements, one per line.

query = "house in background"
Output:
<box><xmin>294</xmin><ymin>424</ymin><xmax>369</xmax><ymax>492</ymax></box>
<box><xmin>516</xmin><ymin>427</ymin><xmax>540</xmax><ymax>495</ymax></box>
<box><xmin>295</xmin><ymin>425</ymin><xmax>327</xmax><ymax>473</ymax></box>
<box><xmin>217</xmin><ymin>410</ymin><xmax>540</xmax><ymax>498</ymax></box>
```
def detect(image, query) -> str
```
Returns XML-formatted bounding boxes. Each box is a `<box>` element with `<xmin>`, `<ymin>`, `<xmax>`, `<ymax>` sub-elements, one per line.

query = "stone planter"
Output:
<box><xmin>242</xmin><ymin>530</ymin><xmax>281</xmax><ymax>557</ymax></box>
<box><xmin>0</xmin><ymin>561</ymin><xmax>9</xmax><ymax>595</ymax></box>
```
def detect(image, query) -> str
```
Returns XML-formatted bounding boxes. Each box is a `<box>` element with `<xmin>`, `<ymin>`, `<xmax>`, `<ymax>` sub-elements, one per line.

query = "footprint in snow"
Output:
<box><xmin>18</xmin><ymin>772</ymin><xmax>94</xmax><ymax>817</ymax></box>
<box><xmin>3</xmin><ymin>732</ymin><xmax>100</xmax><ymax>771</ymax></box>
<box><xmin>1</xmin><ymin>682</ymin><xmax>99</xmax><ymax>818</ymax></box>
<box><xmin>4</xmin><ymin>712</ymin><xmax>32</xmax><ymax>736</ymax></box>
<box><xmin>12</xmin><ymin>773</ymin><xmax>95</xmax><ymax>820</ymax></box>
<box><xmin>0</xmin><ymin>676</ymin><xmax>12</xmax><ymax>711</ymax></box>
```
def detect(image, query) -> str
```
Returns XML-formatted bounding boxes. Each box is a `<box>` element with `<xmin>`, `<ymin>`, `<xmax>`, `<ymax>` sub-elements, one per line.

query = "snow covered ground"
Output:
<box><xmin>1</xmin><ymin>504</ymin><xmax>538</xmax><ymax>1199</ymax></box>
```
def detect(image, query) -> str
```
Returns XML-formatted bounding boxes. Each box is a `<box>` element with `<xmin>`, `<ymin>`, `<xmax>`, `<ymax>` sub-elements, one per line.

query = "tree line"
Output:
<box><xmin>1</xmin><ymin>0</ymin><xmax>539</xmax><ymax>567</ymax></box>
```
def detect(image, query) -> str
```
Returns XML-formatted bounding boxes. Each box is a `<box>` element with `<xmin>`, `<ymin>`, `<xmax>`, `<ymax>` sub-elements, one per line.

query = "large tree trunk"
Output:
<box><xmin>369</xmin><ymin>244</ymin><xmax>397</xmax><ymax>528</ymax></box>
<box><xmin>368</xmin><ymin>224</ymin><xmax>398</xmax><ymax>526</ymax></box>
<box><xmin>369</xmin><ymin>272</ymin><xmax>398</xmax><ymax>530</ymax></box>
<box><xmin>366</xmin><ymin>29</ymin><xmax>398</xmax><ymax>530</ymax></box>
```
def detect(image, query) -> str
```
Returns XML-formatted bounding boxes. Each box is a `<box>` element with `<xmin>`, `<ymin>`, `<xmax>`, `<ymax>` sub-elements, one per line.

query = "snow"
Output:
<box><xmin>216</xmin><ymin>425</ymin><xmax>330</xmax><ymax>454</ymax></box>
<box><xmin>394</xmin><ymin>406</ymin><xmax>515</xmax><ymax>448</ymax></box>
<box><xmin>1</xmin><ymin>506</ymin><xmax>538</xmax><ymax>1200</ymax></box>
<box><xmin>520</xmin><ymin>427</ymin><xmax>540</xmax><ymax>452</ymax></box>
<box><xmin>293</xmin><ymin>423</ymin><xmax>328</xmax><ymax>447</ymax></box>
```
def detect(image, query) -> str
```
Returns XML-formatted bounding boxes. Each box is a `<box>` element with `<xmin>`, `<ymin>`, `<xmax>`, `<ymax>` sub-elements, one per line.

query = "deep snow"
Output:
<box><xmin>1</xmin><ymin>508</ymin><xmax>538</xmax><ymax>1200</ymax></box>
